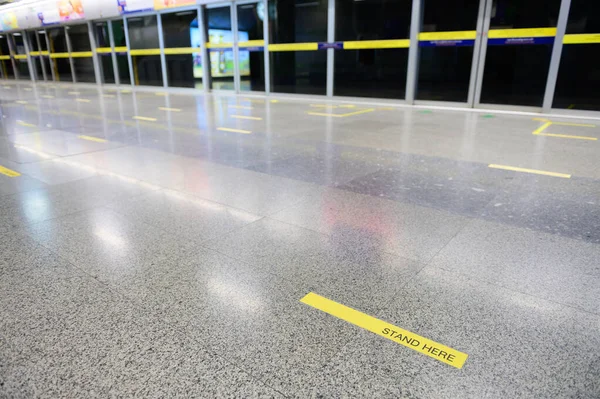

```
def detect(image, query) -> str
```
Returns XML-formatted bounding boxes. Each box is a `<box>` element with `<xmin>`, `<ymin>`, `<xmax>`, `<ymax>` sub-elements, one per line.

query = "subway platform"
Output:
<box><xmin>0</xmin><ymin>81</ymin><xmax>599</xmax><ymax>398</ymax></box>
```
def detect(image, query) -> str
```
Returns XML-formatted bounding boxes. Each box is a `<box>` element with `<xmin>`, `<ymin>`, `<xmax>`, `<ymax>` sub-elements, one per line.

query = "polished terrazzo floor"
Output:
<box><xmin>1</xmin><ymin>81</ymin><xmax>599</xmax><ymax>398</ymax></box>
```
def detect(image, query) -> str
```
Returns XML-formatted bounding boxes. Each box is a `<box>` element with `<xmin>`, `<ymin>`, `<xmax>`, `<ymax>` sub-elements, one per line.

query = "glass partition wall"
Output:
<box><xmin>0</xmin><ymin>0</ymin><xmax>595</xmax><ymax>115</ymax></box>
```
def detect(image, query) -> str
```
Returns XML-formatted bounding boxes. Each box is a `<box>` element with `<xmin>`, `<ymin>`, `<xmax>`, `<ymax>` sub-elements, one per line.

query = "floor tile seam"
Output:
<box><xmin>261</xmin><ymin>215</ymin><xmax>425</xmax><ymax>263</ymax></box>
<box><xmin>419</xmin><ymin>216</ymin><xmax>479</xmax><ymax>266</ymax></box>
<box><xmin>429</xmin><ymin>263</ymin><xmax>600</xmax><ymax>320</ymax></box>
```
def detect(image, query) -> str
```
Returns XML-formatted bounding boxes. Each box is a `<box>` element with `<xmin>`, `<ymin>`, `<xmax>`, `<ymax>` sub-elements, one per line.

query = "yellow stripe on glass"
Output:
<box><xmin>96</xmin><ymin>47</ymin><xmax>112</xmax><ymax>53</ymax></box>
<box><xmin>238</xmin><ymin>40</ymin><xmax>265</xmax><ymax>47</ymax></box>
<box><xmin>343</xmin><ymin>39</ymin><xmax>410</xmax><ymax>49</ymax></box>
<box><xmin>563</xmin><ymin>33</ymin><xmax>600</xmax><ymax>44</ymax></box>
<box><xmin>50</xmin><ymin>52</ymin><xmax>70</xmax><ymax>58</ymax></box>
<box><xmin>130</xmin><ymin>49</ymin><xmax>161</xmax><ymax>56</ymax></box>
<box><xmin>206</xmin><ymin>42</ymin><xmax>233</xmax><ymax>49</ymax></box>
<box><xmin>419</xmin><ymin>31</ymin><xmax>477</xmax><ymax>41</ymax></box>
<box><xmin>70</xmin><ymin>51</ymin><xmax>94</xmax><ymax>58</ymax></box>
<box><xmin>268</xmin><ymin>42</ymin><xmax>319</xmax><ymax>51</ymax></box>
<box><xmin>0</xmin><ymin>55</ymin><xmax>10</xmax><ymax>60</ymax></box>
<box><xmin>14</xmin><ymin>54</ymin><xmax>27</xmax><ymax>59</ymax></box>
<box><xmin>164</xmin><ymin>47</ymin><xmax>200</xmax><ymax>54</ymax></box>
<box><xmin>301</xmin><ymin>293</ymin><xmax>468</xmax><ymax>369</ymax></box>
<box><xmin>488</xmin><ymin>27</ymin><xmax>556</xmax><ymax>38</ymax></box>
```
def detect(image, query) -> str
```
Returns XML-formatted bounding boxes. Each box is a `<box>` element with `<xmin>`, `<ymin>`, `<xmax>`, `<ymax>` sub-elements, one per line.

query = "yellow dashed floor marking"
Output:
<box><xmin>78</xmin><ymin>135</ymin><xmax>107</xmax><ymax>143</ymax></box>
<box><xmin>231</xmin><ymin>115</ymin><xmax>262</xmax><ymax>120</ymax></box>
<box><xmin>217</xmin><ymin>127</ymin><xmax>251</xmax><ymax>134</ymax></box>
<box><xmin>0</xmin><ymin>165</ymin><xmax>20</xmax><ymax>177</ymax></box>
<box><xmin>488</xmin><ymin>164</ymin><xmax>571</xmax><ymax>178</ymax></box>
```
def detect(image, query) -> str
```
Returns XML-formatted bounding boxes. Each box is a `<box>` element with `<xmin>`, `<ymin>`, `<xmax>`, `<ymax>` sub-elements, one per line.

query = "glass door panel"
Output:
<box><xmin>11</xmin><ymin>33</ymin><xmax>30</xmax><ymax>80</ymax></box>
<box><xmin>94</xmin><ymin>21</ymin><xmax>115</xmax><ymax>84</ymax></box>
<box><xmin>417</xmin><ymin>0</ymin><xmax>480</xmax><ymax>102</ymax></box>
<box><xmin>206</xmin><ymin>5</ymin><xmax>235</xmax><ymax>91</ymax></box>
<box><xmin>48</xmin><ymin>27</ymin><xmax>72</xmax><ymax>82</ymax></box>
<box><xmin>479</xmin><ymin>0</ymin><xmax>561</xmax><ymax>107</ymax></box>
<box><xmin>236</xmin><ymin>1</ymin><xmax>265</xmax><ymax>92</ymax></box>
<box><xmin>68</xmin><ymin>24</ymin><xmax>95</xmax><ymax>83</ymax></box>
<box><xmin>0</xmin><ymin>35</ymin><xmax>15</xmax><ymax>79</ymax></box>
<box><xmin>162</xmin><ymin>9</ymin><xmax>201</xmax><ymax>89</ymax></box>
<box><xmin>128</xmin><ymin>15</ymin><xmax>163</xmax><ymax>86</ymax></box>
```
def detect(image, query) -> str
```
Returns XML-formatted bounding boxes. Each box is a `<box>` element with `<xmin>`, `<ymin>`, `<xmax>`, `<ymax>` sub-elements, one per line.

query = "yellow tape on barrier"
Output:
<box><xmin>238</xmin><ymin>40</ymin><xmax>265</xmax><ymax>47</ymax></box>
<box><xmin>343</xmin><ymin>39</ymin><xmax>410</xmax><ymax>49</ymax></box>
<box><xmin>70</xmin><ymin>51</ymin><xmax>93</xmax><ymax>58</ymax></box>
<box><xmin>50</xmin><ymin>52</ymin><xmax>70</xmax><ymax>58</ymax></box>
<box><xmin>563</xmin><ymin>33</ymin><xmax>600</xmax><ymax>44</ymax></box>
<box><xmin>29</xmin><ymin>51</ymin><xmax>40</xmax><ymax>56</ymax></box>
<box><xmin>96</xmin><ymin>47</ymin><xmax>112</xmax><ymax>53</ymax></box>
<box><xmin>0</xmin><ymin>55</ymin><xmax>10</xmax><ymax>60</ymax></box>
<box><xmin>13</xmin><ymin>54</ymin><xmax>27</xmax><ymax>59</ymax></box>
<box><xmin>206</xmin><ymin>42</ymin><xmax>233</xmax><ymax>49</ymax></box>
<box><xmin>488</xmin><ymin>27</ymin><xmax>556</xmax><ymax>38</ymax></box>
<box><xmin>268</xmin><ymin>42</ymin><xmax>318</xmax><ymax>51</ymax></box>
<box><xmin>114</xmin><ymin>46</ymin><xmax>127</xmax><ymax>52</ymax></box>
<box><xmin>419</xmin><ymin>31</ymin><xmax>476</xmax><ymax>41</ymax></box>
<box><xmin>164</xmin><ymin>47</ymin><xmax>199</xmax><ymax>55</ymax></box>
<box><xmin>130</xmin><ymin>48</ymin><xmax>161</xmax><ymax>56</ymax></box>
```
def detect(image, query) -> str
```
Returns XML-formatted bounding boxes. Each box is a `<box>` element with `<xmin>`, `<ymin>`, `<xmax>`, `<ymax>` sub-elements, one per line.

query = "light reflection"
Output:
<box><xmin>12</xmin><ymin>144</ymin><xmax>259</xmax><ymax>223</ymax></box>
<box><xmin>94</xmin><ymin>227</ymin><xmax>126</xmax><ymax>248</ymax></box>
<box><xmin>208</xmin><ymin>277</ymin><xmax>263</xmax><ymax>313</ymax></box>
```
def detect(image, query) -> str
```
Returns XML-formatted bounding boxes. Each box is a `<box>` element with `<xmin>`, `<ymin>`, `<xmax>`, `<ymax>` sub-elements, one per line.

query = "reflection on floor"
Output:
<box><xmin>1</xmin><ymin>80</ymin><xmax>599</xmax><ymax>398</ymax></box>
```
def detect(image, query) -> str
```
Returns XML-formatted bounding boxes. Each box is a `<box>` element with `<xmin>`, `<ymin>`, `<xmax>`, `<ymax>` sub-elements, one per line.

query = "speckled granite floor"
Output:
<box><xmin>1</xmin><ymin>81</ymin><xmax>599</xmax><ymax>398</ymax></box>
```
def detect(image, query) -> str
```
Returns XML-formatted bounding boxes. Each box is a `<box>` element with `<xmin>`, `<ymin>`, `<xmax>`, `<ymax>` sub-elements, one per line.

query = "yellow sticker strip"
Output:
<box><xmin>238</xmin><ymin>40</ymin><xmax>265</xmax><ymax>47</ymax></box>
<box><xmin>488</xmin><ymin>27</ymin><xmax>556</xmax><ymax>38</ymax></box>
<box><xmin>50</xmin><ymin>52</ymin><xmax>71</xmax><ymax>58</ymax></box>
<box><xmin>217</xmin><ymin>127</ymin><xmax>252</xmax><ymax>134</ymax></box>
<box><xmin>0</xmin><ymin>165</ymin><xmax>20</xmax><ymax>177</ymax></box>
<box><xmin>159</xmin><ymin>107</ymin><xmax>181</xmax><ymax>112</ymax></box>
<box><xmin>343</xmin><ymin>39</ymin><xmax>410</xmax><ymax>49</ymax></box>
<box><xmin>206</xmin><ymin>42</ymin><xmax>233</xmax><ymax>49</ymax></box>
<box><xmin>564</xmin><ymin>33</ymin><xmax>600</xmax><ymax>44</ymax></box>
<box><xmin>96</xmin><ymin>47</ymin><xmax>112</xmax><ymax>54</ymax></box>
<box><xmin>133</xmin><ymin>116</ymin><xmax>157</xmax><ymax>122</ymax></box>
<box><xmin>130</xmin><ymin>48</ymin><xmax>161</xmax><ymax>56</ymax></box>
<box><xmin>419</xmin><ymin>31</ymin><xmax>477</xmax><ymax>41</ymax></box>
<box><xmin>301</xmin><ymin>293</ymin><xmax>468</xmax><ymax>369</ymax></box>
<box><xmin>78</xmin><ymin>135</ymin><xmax>107</xmax><ymax>143</ymax></box>
<box><xmin>16</xmin><ymin>120</ymin><xmax>36</xmax><ymax>127</ymax></box>
<box><xmin>268</xmin><ymin>42</ymin><xmax>318</xmax><ymax>51</ymax></box>
<box><xmin>70</xmin><ymin>51</ymin><xmax>94</xmax><ymax>58</ymax></box>
<box><xmin>229</xmin><ymin>105</ymin><xmax>253</xmax><ymax>110</ymax></box>
<box><xmin>488</xmin><ymin>164</ymin><xmax>571</xmax><ymax>178</ymax></box>
<box><xmin>231</xmin><ymin>115</ymin><xmax>262</xmax><ymax>120</ymax></box>
<box><xmin>164</xmin><ymin>47</ymin><xmax>199</xmax><ymax>55</ymax></box>
<box><xmin>14</xmin><ymin>54</ymin><xmax>27</xmax><ymax>60</ymax></box>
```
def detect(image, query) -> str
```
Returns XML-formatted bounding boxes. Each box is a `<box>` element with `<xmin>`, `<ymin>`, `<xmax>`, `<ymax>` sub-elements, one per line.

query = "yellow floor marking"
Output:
<box><xmin>532</xmin><ymin>121</ymin><xmax>552</xmax><ymax>135</ymax></box>
<box><xmin>229</xmin><ymin>105</ymin><xmax>253</xmax><ymax>110</ymax></box>
<box><xmin>308</xmin><ymin>108</ymin><xmax>376</xmax><ymax>118</ymax></box>
<box><xmin>488</xmin><ymin>164</ymin><xmax>571</xmax><ymax>178</ymax></box>
<box><xmin>158</xmin><ymin>107</ymin><xmax>182</xmax><ymax>112</ymax></box>
<box><xmin>532</xmin><ymin>118</ymin><xmax>595</xmax><ymax>128</ymax></box>
<box><xmin>133</xmin><ymin>116</ymin><xmax>157</xmax><ymax>122</ymax></box>
<box><xmin>338</xmin><ymin>104</ymin><xmax>357</xmax><ymax>108</ymax></box>
<box><xmin>310</xmin><ymin>104</ymin><xmax>338</xmax><ymax>108</ymax></box>
<box><xmin>16</xmin><ymin>120</ymin><xmax>36</xmax><ymax>127</ymax></box>
<box><xmin>24</xmin><ymin>88</ymin><xmax>32</xmax><ymax>91</ymax></box>
<box><xmin>379</xmin><ymin>107</ymin><xmax>396</xmax><ymax>110</ymax></box>
<box><xmin>301</xmin><ymin>293</ymin><xmax>468</xmax><ymax>369</ymax></box>
<box><xmin>536</xmin><ymin>133</ymin><xmax>597</xmax><ymax>141</ymax></box>
<box><xmin>76</xmin><ymin>98</ymin><xmax>91</xmax><ymax>103</ymax></box>
<box><xmin>217</xmin><ymin>127</ymin><xmax>252</xmax><ymax>134</ymax></box>
<box><xmin>16</xmin><ymin>100</ymin><xmax>27</xmax><ymax>104</ymax></box>
<box><xmin>103</xmin><ymin>94</ymin><xmax>115</xmax><ymax>98</ymax></box>
<box><xmin>78</xmin><ymin>135</ymin><xmax>107</xmax><ymax>143</ymax></box>
<box><xmin>270</xmin><ymin>99</ymin><xmax>279</xmax><ymax>103</ymax></box>
<box><xmin>41</xmin><ymin>95</ymin><xmax>54</xmax><ymax>99</ymax></box>
<box><xmin>231</xmin><ymin>115</ymin><xmax>262</xmax><ymax>120</ymax></box>
<box><xmin>0</xmin><ymin>165</ymin><xmax>21</xmax><ymax>177</ymax></box>
<box><xmin>154</xmin><ymin>92</ymin><xmax>167</xmax><ymax>96</ymax></box>
<box><xmin>121</xmin><ymin>90</ymin><xmax>132</xmax><ymax>94</ymax></box>
<box><xmin>68</xmin><ymin>91</ymin><xmax>80</xmax><ymax>95</ymax></box>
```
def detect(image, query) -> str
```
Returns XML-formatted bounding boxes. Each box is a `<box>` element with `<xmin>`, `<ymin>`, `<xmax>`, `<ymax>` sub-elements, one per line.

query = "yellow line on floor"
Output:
<box><xmin>41</xmin><ymin>95</ymin><xmax>54</xmax><ymax>99</ymax></box>
<box><xmin>68</xmin><ymin>91</ymin><xmax>81</xmax><ymax>95</ymax></box>
<box><xmin>78</xmin><ymin>135</ymin><xmax>107</xmax><ymax>143</ymax></box>
<box><xmin>24</xmin><ymin>88</ymin><xmax>32</xmax><ymax>91</ymax></box>
<box><xmin>310</xmin><ymin>104</ymin><xmax>338</xmax><ymax>108</ymax></box>
<box><xmin>231</xmin><ymin>115</ymin><xmax>262</xmax><ymax>120</ymax></box>
<box><xmin>16</xmin><ymin>100</ymin><xmax>27</xmax><ymax>104</ymax></box>
<box><xmin>532</xmin><ymin>118</ymin><xmax>595</xmax><ymax>128</ymax></box>
<box><xmin>340</xmin><ymin>108</ymin><xmax>376</xmax><ymax>117</ymax></box>
<box><xmin>532</xmin><ymin>122</ymin><xmax>552</xmax><ymax>135</ymax></box>
<box><xmin>270</xmin><ymin>99</ymin><xmax>279</xmax><ymax>103</ymax></box>
<box><xmin>229</xmin><ymin>105</ymin><xmax>253</xmax><ymax>110</ymax></box>
<box><xmin>0</xmin><ymin>165</ymin><xmax>20</xmax><ymax>177</ymax></box>
<box><xmin>133</xmin><ymin>116</ymin><xmax>157</xmax><ymax>122</ymax></box>
<box><xmin>16</xmin><ymin>120</ymin><xmax>36</xmax><ymax>127</ymax></box>
<box><xmin>338</xmin><ymin>104</ymin><xmax>356</xmax><ymax>108</ymax></box>
<box><xmin>301</xmin><ymin>293</ymin><xmax>468</xmax><ymax>369</ymax></box>
<box><xmin>158</xmin><ymin>107</ymin><xmax>181</xmax><ymax>112</ymax></box>
<box><xmin>217</xmin><ymin>127</ymin><xmax>252</xmax><ymax>134</ymax></box>
<box><xmin>103</xmin><ymin>94</ymin><xmax>115</xmax><ymax>98</ymax></box>
<box><xmin>488</xmin><ymin>164</ymin><xmax>571</xmax><ymax>178</ymax></box>
<box><xmin>536</xmin><ymin>133</ymin><xmax>597</xmax><ymax>141</ymax></box>
<box><xmin>155</xmin><ymin>92</ymin><xmax>167</xmax><ymax>96</ymax></box>
<box><xmin>307</xmin><ymin>111</ymin><xmax>345</xmax><ymax>118</ymax></box>
<box><xmin>76</xmin><ymin>98</ymin><xmax>91</xmax><ymax>103</ymax></box>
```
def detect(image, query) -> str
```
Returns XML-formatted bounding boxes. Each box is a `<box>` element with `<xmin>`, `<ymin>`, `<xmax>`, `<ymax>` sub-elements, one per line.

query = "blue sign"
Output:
<box><xmin>487</xmin><ymin>37</ymin><xmax>555</xmax><ymax>45</ymax></box>
<box><xmin>318</xmin><ymin>42</ymin><xmax>344</xmax><ymax>50</ymax></box>
<box><xmin>419</xmin><ymin>40</ymin><xmax>475</xmax><ymax>47</ymax></box>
